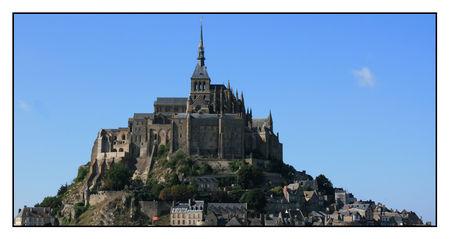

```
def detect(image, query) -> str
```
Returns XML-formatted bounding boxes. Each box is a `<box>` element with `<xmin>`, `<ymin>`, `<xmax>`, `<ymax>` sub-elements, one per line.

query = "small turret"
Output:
<box><xmin>268</xmin><ymin>110</ymin><xmax>273</xmax><ymax>130</ymax></box>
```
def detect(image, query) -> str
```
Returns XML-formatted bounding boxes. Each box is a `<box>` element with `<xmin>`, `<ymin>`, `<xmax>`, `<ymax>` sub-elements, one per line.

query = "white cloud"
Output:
<box><xmin>18</xmin><ymin>100</ymin><xmax>32</xmax><ymax>112</ymax></box>
<box><xmin>353</xmin><ymin>67</ymin><xmax>376</xmax><ymax>88</ymax></box>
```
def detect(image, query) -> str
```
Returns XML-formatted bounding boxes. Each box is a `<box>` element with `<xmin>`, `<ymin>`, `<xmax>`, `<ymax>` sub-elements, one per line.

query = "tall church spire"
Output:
<box><xmin>191</xmin><ymin>19</ymin><xmax>209</xmax><ymax>79</ymax></box>
<box><xmin>197</xmin><ymin>19</ymin><xmax>205</xmax><ymax>66</ymax></box>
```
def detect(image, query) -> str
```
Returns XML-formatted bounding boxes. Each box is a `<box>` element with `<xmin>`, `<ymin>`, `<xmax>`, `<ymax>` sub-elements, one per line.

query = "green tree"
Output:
<box><xmin>315</xmin><ymin>174</ymin><xmax>334</xmax><ymax>196</ymax></box>
<box><xmin>144</xmin><ymin>179</ymin><xmax>164</xmax><ymax>199</ymax></box>
<box><xmin>158</xmin><ymin>185</ymin><xmax>196</xmax><ymax>202</ymax></box>
<box><xmin>236</xmin><ymin>165</ymin><xmax>264</xmax><ymax>189</ymax></box>
<box><xmin>74</xmin><ymin>164</ymin><xmax>89</xmax><ymax>183</ymax></box>
<box><xmin>165</xmin><ymin>172</ymin><xmax>180</xmax><ymax>186</ymax></box>
<box><xmin>57</xmin><ymin>184</ymin><xmax>69</xmax><ymax>197</ymax></box>
<box><xmin>74</xmin><ymin>202</ymin><xmax>89</xmax><ymax>219</ymax></box>
<box><xmin>197</xmin><ymin>163</ymin><xmax>213</xmax><ymax>175</ymax></box>
<box><xmin>102</xmin><ymin>162</ymin><xmax>132</xmax><ymax>191</ymax></box>
<box><xmin>239</xmin><ymin>189</ymin><xmax>266</xmax><ymax>212</ymax></box>
<box><xmin>270</xmin><ymin>186</ymin><xmax>283</xmax><ymax>197</ymax></box>
<box><xmin>36</xmin><ymin>196</ymin><xmax>62</xmax><ymax>215</ymax></box>
<box><xmin>158</xmin><ymin>144</ymin><xmax>168</xmax><ymax>157</ymax></box>
<box><xmin>230</xmin><ymin>160</ymin><xmax>245</xmax><ymax>172</ymax></box>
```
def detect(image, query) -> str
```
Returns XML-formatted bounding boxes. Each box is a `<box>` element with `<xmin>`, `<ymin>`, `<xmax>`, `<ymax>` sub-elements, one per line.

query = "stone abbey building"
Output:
<box><xmin>86</xmin><ymin>25</ymin><xmax>283</xmax><ymax>189</ymax></box>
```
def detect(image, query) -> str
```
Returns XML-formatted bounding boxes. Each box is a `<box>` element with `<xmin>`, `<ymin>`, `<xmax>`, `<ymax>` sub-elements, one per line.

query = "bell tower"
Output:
<box><xmin>189</xmin><ymin>21</ymin><xmax>211</xmax><ymax>113</ymax></box>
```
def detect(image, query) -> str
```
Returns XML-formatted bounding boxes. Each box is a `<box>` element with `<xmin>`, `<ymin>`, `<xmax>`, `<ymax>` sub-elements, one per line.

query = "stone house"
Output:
<box><xmin>193</xmin><ymin>176</ymin><xmax>219</xmax><ymax>192</ymax></box>
<box><xmin>14</xmin><ymin>207</ymin><xmax>56</xmax><ymax>226</ymax></box>
<box><xmin>206</xmin><ymin>203</ymin><xmax>247</xmax><ymax>226</ymax></box>
<box><xmin>334</xmin><ymin>188</ymin><xmax>356</xmax><ymax>207</ymax></box>
<box><xmin>170</xmin><ymin>200</ymin><xmax>205</xmax><ymax>226</ymax></box>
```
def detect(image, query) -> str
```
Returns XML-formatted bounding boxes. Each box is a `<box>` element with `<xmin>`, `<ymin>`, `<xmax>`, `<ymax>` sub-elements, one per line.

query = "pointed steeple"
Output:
<box><xmin>268</xmin><ymin>110</ymin><xmax>273</xmax><ymax>130</ymax></box>
<box><xmin>192</xmin><ymin>19</ymin><xmax>209</xmax><ymax>79</ymax></box>
<box><xmin>197</xmin><ymin>19</ymin><xmax>205</xmax><ymax>66</ymax></box>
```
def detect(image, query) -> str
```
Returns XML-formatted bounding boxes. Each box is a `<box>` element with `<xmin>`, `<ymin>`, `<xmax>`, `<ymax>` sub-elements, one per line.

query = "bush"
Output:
<box><xmin>165</xmin><ymin>172</ymin><xmax>180</xmax><ymax>186</ymax></box>
<box><xmin>36</xmin><ymin>196</ymin><xmax>62</xmax><ymax>215</ymax></box>
<box><xmin>74</xmin><ymin>164</ymin><xmax>89</xmax><ymax>183</ymax></box>
<box><xmin>74</xmin><ymin>202</ymin><xmax>89</xmax><ymax>219</ymax></box>
<box><xmin>270</xmin><ymin>186</ymin><xmax>283</xmax><ymax>197</ymax></box>
<box><xmin>57</xmin><ymin>184</ymin><xmax>69</xmax><ymax>197</ymax></box>
<box><xmin>146</xmin><ymin>179</ymin><xmax>164</xmax><ymax>198</ymax></box>
<box><xmin>268</xmin><ymin>161</ymin><xmax>297</xmax><ymax>182</ymax></box>
<box><xmin>159</xmin><ymin>184</ymin><xmax>196</xmax><ymax>202</ymax></box>
<box><xmin>158</xmin><ymin>144</ymin><xmax>168</xmax><ymax>157</ymax></box>
<box><xmin>228</xmin><ymin>189</ymin><xmax>245</xmax><ymax>202</ymax></box>
<box><xmin>316</xmin><ymin>174</ymin><xmax>334</xmax><ymax>196</ymax></box>
<box><xmin>230</xmin><ymin>160</ymin><xmax>246</xmax><ymax>172</ymax></box>
<box><xmin>197</xmin><ymin>163</ymin><xmax>213</xmax><ymax>175</ymax></box>
<box><xmin>102</xmin><ymin>162</ymin><xmax>132</xmax><ymax>191</ymax></box>
<box><xmin>239</xmin><ymin>189</ymin><xmax>266</xmax><ymax>212</ymax></box>
<box><xmin>236</xmin><ymin>165</ymin><xmax>264</xmax><ymax>189</ymax></box>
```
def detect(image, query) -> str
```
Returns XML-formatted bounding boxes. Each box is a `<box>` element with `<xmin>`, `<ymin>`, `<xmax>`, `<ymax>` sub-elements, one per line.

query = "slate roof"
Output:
<box><xmin>207</xmin><ymin>203</ymin><xmax>248</xmax><ymax>215</ymax></box>
<box><xmin>192</xmin><ymin>63</ymin><xmax>210</xmax><ymax>79</ymax></box>
<box><xmin>171</xmin><ymin>200</ymin><xmax>205</xmax><ymax>213</ymax></box>
<box><xmin>173</xmin><ymin>113</ymin><xmax>242</xmax><ymax>120</ymax></box>
<box><xmin>225</xmin><ymin>217</ymin><xmax>242</xmax><ymax>226</ymax></box>
<box><xmin>133</xmin><ymin>113</ymin><xmax>154</xmax><ymax>119</ymax></box>
<box><xmin>16</xmin><ymin>207</ymin><xmax>53</xmax><ymax>219</ymax></box>
<box><xmin>154</xmin><ymin>97</ymin><xmax>188</xmax><ymax>105</ymax></box>
<box><xmin>194</xmin><ymin>176</ymin><xmax>218</xmax><ymax>184</ymax></box>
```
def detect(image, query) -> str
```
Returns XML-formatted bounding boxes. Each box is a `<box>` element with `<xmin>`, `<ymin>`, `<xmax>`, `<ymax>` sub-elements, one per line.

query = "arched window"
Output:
<box><xmin>119</xmin><ymin>148</ymin><xmax>124</xmax><ymax>152</ymax></box>
<box><xmin>121</xmin><ymin>134</ymin><xmax>125</xmax><ymax>140</ymax></box>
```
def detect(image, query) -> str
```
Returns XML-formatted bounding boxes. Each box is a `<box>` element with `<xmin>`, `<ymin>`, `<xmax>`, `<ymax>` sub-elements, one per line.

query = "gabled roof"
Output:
<box><xmin>154</xmin><ymin>97</ymin><xmax>188</xmax><ymax>105</ymax></box>
<box><xmin>303</xmin><ymin>191</ymin><xmax>318</xmax><ymax>201</ymax></box>
<box><xmin>133</xmin><ymin>113</ymin><xmax>154</xmax><ymax>119</ymax></box>
<box><xmin>225</xmin><ymin>217</ymin><xmax>242</xmax><ymax>226</ymax></box>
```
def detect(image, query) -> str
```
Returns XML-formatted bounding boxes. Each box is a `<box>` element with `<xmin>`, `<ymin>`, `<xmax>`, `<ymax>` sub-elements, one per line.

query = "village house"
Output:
<box><xmin>206</xmin><ymin>203</ymin><xmax>248</xmax><ymax>226</ymax></box>
<box><xmin>170</xmin><ymin>200</ymin><xmax>205</xmax><ymax>226</ymax></box>
<box><xmin>192</xmin><ymin>175</ymin><xmax>219</xmax><ymax>192</ymax></box>
<box><xmin>14</xmin><ymin>207</ymin><xmax>57</xmax><ymax>226</ymax></box>
<box><xmin>334</xmin><ymin>188</ymin><xmax>356</xmax><ymax>207</ymax></box>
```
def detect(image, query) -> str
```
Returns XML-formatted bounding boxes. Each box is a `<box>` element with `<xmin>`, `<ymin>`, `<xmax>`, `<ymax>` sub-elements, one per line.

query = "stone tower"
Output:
<box><xmin>189</xmin><ymin>22</ymin><xmax>211</xmax><ymax>113</ymax></box>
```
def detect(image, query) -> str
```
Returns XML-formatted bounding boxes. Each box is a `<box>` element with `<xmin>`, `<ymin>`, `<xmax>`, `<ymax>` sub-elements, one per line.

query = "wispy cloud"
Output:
<box><xmin>18</xmin><ymin>100</ymin><xmax>32</xmax><ymax>112</ymax></box>
<box><xmin>353</xmin><ymin>67</ymin><xmax>376</xmax><ymax>88</ymax></box>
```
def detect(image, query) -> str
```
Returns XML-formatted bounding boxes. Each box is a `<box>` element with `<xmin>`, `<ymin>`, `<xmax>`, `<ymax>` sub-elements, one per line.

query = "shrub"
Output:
<box><xmin>236</xmin><ymin>165</ymin><xmax>264</xmax><ymax>189</ymax></box>
<box><xmin>239</xmin><ymin>189</ymin><xmax>266</xmax><ymax>212</ymax></box>
<box><xmin>36</xmin><ymin>196</ymin><xmax>62</xmax><ymax>215</ymax></box>
<box><xmin>74</xmin><ymin>164</ymin><xmax>89</xmax><ymax>183</ymax></box>
<box><xmin>165</xmin><ymin>172</ymin><xmax>180</xmax><ymax>186</ymax></box>
<box><xmin>197</xmin><ymin>163</ymin><xmax>213</xmax><ymax>175</ymax></box>
<box><xmin>102</xmin><ymin>162</ymin><xmax>132</xmax><ymax>191</ymax></box>
<box><xmin>230</xmin><ymin>160</ymin><xmax>245</xmax><ymax>172</ymax></box>
<box><xmin>57</xmin><ymin>184</ymin><xmax>69</xmax><ymax>197</ymax></box>
<box><xmin>74</xmin><ymin>202</ymin><xmax>89</xmax><ymax>219</ymax></box>
<box><xmin>316</xmin><ymin>174</ymin><xmax>334</xmax><ymax>196</ymax></box>
<box><xmin>158</xmin><ymin>144</ymin><xmax>168</xmax><ymax>157</ymax></box>
<box><xmin>270</xmin><ymin>186</ymin><xmax>283</xmax><ymax>197</ymax></box>
<box><xmin>159</xmin><ymin>184</ymin><xmax>196</xmax><ymax>202</ymax></box>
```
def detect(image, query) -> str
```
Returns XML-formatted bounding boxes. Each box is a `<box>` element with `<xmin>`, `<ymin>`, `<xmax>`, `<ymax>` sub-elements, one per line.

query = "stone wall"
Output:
<box><xmin>89</xmin><ymin>191</ymin><xmax>124</xmax><ymax>206</ymax></box>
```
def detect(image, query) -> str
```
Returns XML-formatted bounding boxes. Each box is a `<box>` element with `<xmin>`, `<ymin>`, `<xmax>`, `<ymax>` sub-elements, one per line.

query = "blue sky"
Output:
<box><xmin>13</xmin><ymin>14</ymin><xmax>436</xmax><ymax>224</ymax></box>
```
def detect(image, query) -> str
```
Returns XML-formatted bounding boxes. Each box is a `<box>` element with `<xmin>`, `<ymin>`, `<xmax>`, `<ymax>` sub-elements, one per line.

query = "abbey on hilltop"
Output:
<box><xmin>86</xmin><ymin>24</ymin><xmax>283</xmax><ymax>189</ymax></box>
